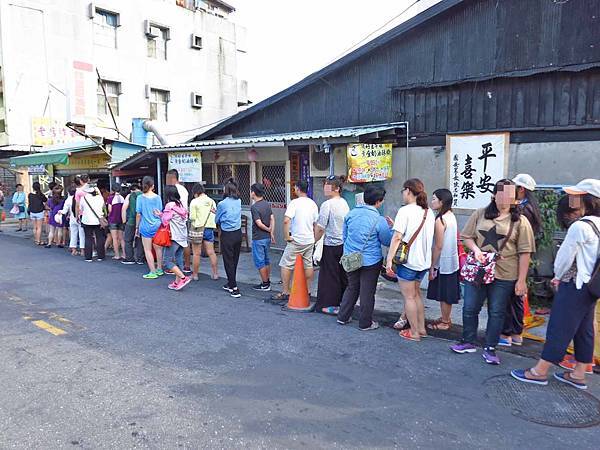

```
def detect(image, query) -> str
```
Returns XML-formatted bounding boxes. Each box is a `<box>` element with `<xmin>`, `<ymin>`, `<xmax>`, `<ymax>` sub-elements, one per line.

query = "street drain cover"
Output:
<box><xmin>484</xmin><ymin>375</ymin><xmax>600</xmax><ymax>428</ymax></box>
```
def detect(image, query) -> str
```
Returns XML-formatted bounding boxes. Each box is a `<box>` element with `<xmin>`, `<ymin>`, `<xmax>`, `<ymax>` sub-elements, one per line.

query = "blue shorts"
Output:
<box><xmin>396</xmin><ymin>264</ymin><xmax>428</xmax><ymax>282</ymax></box>
<box><xmin>203</xmin><ymin>228</ymin><xmax>215</xmax><ymax>243</ymax></box>
<box><xmin>252</xmin><ymin>238</ymin><xmax>271</xmax><ymax>269</ymax></box>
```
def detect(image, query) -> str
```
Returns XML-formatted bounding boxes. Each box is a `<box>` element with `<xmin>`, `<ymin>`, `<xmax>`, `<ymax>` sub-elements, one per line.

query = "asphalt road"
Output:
<box><xmin>0</xmin><ymin>233</ymin><xmax>598</xmax><ymax>449</ymax></box>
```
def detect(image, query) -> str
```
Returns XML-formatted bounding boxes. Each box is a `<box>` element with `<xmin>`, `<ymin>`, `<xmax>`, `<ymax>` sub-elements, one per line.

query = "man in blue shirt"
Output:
<box><xmin>337</xmin><ymin>185</ymin><xmax>394</xmax><ymax>331</ymax></box>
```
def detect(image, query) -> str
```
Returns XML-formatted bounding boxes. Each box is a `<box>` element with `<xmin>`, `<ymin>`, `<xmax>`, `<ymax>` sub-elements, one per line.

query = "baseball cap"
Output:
<box><xmin>512</xmin><ymin>174</ymin><xmax>536</xmax><ymax>191</ymax></box>
<box><xmin>564</xmin><ymin>179</ymin><xmax>600</xmax><ymax>198</ymax></box>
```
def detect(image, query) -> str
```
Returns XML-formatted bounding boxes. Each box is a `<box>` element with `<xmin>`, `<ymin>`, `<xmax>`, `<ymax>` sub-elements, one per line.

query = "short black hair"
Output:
<box><xmin>295</xmin><ymin>180</ymin><xmax>308</xmax><ymax>194</ymax></box>
<box><xmin>251</xmin><ymin>183</ymin><xmax>265</xmax><ymax>197</ymax></box>
<box><xmin>167</xmin><ymin>169</ymin><xmax>179</xmax><ymax>180</ymax></box>
<box><xmin>164</xmin><ymin>184</ymin><xmax>181</xmax><ymax>206</ymax></box>
<box><xmin>363</xmin><ymin>185</ymin><xmax>386</xmax><ymax>206</ymax></box>
<box><xmin>192</xmin><ymin>183</ymin><xmax>205</xmax><ymax>196</ymax></box>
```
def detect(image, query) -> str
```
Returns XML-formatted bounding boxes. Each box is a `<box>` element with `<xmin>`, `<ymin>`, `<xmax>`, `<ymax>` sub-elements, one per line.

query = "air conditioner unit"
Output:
<box><xmin>309</xmin><ymin>144</ymin><xmax>348</xmax><ymax>178</ymax></box>
<box><xmin>191</xmin><ymin>34</ymin><xmax>203</xmax><ymax>49</ymax></box>
<box><xmin>88</xmin><ymin>3</ymin><xmax>96</xmax><ymax>19</ymax></box>
<box><xmin>144</xmin><ymin>84</ymin><xmax>151</xmax><ymax>98</ymax></box>
<box><xmin>191</xmin><ymin>92</ymin><xmax>203</xmax><ymax>108</ymax></box>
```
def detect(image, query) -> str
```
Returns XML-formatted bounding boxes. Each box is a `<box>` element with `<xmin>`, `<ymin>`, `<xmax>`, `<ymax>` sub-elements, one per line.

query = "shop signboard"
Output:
<box><xmin>347</xmin><ymin>143</ymin><xmax>393</xmax><ymax>183</ymax></box>
<box><xmin>55</xmin><ymin>153</ymin><xmax>110</xmax><ymax>172</ymax></box>
<box><xmin>168</xmin><ymin>151</ymin><xmax>202</xmax><ymax>182</ymax></box>
<box><xmin>31</xmin><ymin>117</ymin><xmax>81</xmax><ymax>146</ymax></box>
<box><xmin>28</xmin><ymin>164</ymin><xmax>46</xmax><ymax>175</ymax></box>
<box><xmin>446</xmin><ymin>133</ymin><xmax>509</xmax><ymax>210</ymax></box>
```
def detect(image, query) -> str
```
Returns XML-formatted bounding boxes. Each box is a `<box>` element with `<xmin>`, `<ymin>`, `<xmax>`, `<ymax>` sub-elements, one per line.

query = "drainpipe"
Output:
<box><xmin>142</xmin><ymin>120</ymin><xmax>168</xmax><ymax>146</ymax></box>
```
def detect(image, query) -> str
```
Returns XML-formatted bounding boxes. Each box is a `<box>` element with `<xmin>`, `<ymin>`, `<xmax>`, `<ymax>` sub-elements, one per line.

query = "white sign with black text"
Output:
<box><xmin>447</xmin><ymin>133</ymin><xmax>509</xmax><ymax>210</ymax></box>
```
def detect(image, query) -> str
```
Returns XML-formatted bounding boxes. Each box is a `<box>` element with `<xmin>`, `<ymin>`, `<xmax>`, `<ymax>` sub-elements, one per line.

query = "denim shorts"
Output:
<box><xmin>29</xmin><ymin>211</ymin><xmax>44</xmax><ymax>221</ymax></box>
<box><xmin>252</xmin><ymin>238</ymin><xmax>271</xmax><ymax>269</ymax></box>
<box><xmin>109</xmin><ymin>223</ymin><xmax>124</xmax><ymax>231</ymax></box>
<box><xmin>396</xmin><ymin>264</ymin><xmax>428</xmax><ymax>282</ymax></box>
<box><xmin>203</xmin><ymin>228</ymin><xmax>215</xmax><ymax>243</ymax></box>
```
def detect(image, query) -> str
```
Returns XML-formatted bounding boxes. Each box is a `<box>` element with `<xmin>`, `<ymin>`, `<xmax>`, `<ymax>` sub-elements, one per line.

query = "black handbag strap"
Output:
<box><xmin>83</xmin><ymin>195</ymin><xmax>104</xmax><ymax>222</ymax></box>
<box><xmin>581</xmin><ymin>219</ymin><xmax>600</xmax><ymax>259</ymax></box>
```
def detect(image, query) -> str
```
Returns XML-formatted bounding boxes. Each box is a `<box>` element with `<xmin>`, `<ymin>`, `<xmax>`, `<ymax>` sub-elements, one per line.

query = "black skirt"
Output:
<box><xmin>315</xmin><ymin>244</ymin><xmax>347</xmax><ymax>310</ymax></box>
<box><xmin>426</xmin><ymin>270</ymin><xmax>460</xmax><ymax>305</ymax></box>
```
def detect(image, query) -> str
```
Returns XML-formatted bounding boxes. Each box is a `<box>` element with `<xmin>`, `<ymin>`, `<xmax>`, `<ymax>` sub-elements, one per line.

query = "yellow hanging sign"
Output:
<box><xmin>347</xmin><ymin>143</ymin><xmax>393</xmax><ymax>183</ymax></box>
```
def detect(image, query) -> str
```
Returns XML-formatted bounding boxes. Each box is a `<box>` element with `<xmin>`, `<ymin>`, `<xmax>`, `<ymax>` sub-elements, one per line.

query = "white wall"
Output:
<box><xmin>0</xmin><ymin>0</ymin><xmax>247</xmax><ymax>146</ymax></box>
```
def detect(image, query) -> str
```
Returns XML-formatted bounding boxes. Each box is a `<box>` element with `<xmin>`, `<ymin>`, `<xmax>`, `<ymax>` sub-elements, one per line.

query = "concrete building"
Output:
<box><xmin>0</xmin><ymin>0</ymin><xmax>248</xmax><ymax>149</ymax></box>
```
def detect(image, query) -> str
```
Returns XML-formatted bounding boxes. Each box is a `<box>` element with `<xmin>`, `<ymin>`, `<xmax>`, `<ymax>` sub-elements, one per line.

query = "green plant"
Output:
<box><xmin>536</xmin><ymin>189</ymin><xmax>560</xmax><ymax>251</ymax></box>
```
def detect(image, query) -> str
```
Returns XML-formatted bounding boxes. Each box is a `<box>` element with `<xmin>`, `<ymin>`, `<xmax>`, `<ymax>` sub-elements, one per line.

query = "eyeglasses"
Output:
<box><xmin>326</xmin><ymin>175</ymin><xmax>338</xmax><ymax>181</ymax></box>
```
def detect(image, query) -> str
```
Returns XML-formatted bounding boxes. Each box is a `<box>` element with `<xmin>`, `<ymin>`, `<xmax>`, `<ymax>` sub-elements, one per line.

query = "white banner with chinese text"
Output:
<box><xmin>447</xmin><ymin>133</ymin><xmax>509</xmax><ymax>209</ymax></box>
<box><xmin>168</xmin><ymin>152</ymin><xmax>202</xmax><ymax>183</ymax></box>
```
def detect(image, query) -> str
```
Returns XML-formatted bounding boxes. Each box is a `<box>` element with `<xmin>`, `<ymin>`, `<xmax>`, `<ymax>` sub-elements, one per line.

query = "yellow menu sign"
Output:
<box><xmin>55</xmin><ymin>153</ymin><xmax>110</xmax><ymax>171</ymax></box>
<box><xmin>347</xmin><ymin>143</ymin><xmax>393</xmax><ymax>183</ymax></box>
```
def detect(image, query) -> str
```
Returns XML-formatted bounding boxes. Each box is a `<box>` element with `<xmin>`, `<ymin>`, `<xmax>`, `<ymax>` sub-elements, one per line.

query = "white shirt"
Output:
<box><xmin>80</xmin><ymin>193</ymin><xmax>105</xmax><ymax>226</ymax></box>
<box><xmin>554</xmin><ymin>216</ymin><xmax>600</xmax><ymax>289</ymax></box>
<box><xmin>437</xmin><ymin>211</ymin><xmax>459</xmax><ymax>274</ymax></box>
<box><xmin>60</xmin><ymin>195</ymin><xmax>77</xmax><ymax>221</ymax></box>
<box><xmin>317</xmin><ymin>197</ymin><xmax>350</xmax><ymax>246</ymax></box>
<box><xmin>393</xmin><ymin>203</ymin><xmax>436</xmax><ymax>271</ymax></box>
<box><xmin>176</xmin><ymin>183</ymin><xmax>189</xmax><ymax>210</ymax></box>
<box><xmin>285</xmin><ymin>196</ymin><xmax>319</xmax><ymax>245</ymax></box>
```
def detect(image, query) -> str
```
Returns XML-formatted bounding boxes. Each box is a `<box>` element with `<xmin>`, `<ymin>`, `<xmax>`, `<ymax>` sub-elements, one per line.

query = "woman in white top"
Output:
<box><xmin>511</xmin><ymin>179</ymin><xmax>600</xmax><ymax>390</ymax></box>
<box><xmin>59</xmin><ymin>184</ymin><xmax>81</xmax><ymax>256</ymax></box>
<box><xmin>80</xmin><ymin>186</ymin><xmax>107</xmax><ymax>262</ymax></box>
<box><xmin>386</xmin><ymin>178</ymin><xmax>435</xmax><ymax>341</ymax></box>
<box><xmin>426</xmin><ymin>189</ymin><xmax>460</xmax><ymax>331</ymax></box>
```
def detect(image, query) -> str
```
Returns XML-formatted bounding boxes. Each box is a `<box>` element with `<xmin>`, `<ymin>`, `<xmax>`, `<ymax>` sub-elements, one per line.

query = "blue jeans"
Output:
<box><xmin>252</xmin><ymin>238</ymin><xmax>271</xmax><ymax>269</ymax></box>
<box><xmin>163</xmin><ymin>241</ymin><xmax>184</xmax><ymax>271</ymax></box>
<box><xmin>462</xmin><ymin>279</ymin><xmax>515</xmax><ymax>348</ymax></box>
<box><xmin>541</xmin><ymin>281</ymin><xmax>597</xmax><ymax>364</ymax></box>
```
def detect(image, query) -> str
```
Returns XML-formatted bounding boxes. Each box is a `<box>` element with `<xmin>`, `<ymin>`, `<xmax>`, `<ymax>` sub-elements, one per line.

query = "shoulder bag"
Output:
<box><xmin>460</xmin><ymin>218</ymin><xmax>516</xmax><ymax>287</ymax></box>
<box><xmin>393</xmin><ymin>209</ymin><xmax>428</xmax><ymax>266</ymax></box>
<box><xmin>84</xmin><ymin>196</ymin><xmax>108</xmax><ymax>229</ymax></box>
<box><xmin>580</xmin><ymin>219</ymin><xmax>600</xmax><ymax>298</ymax></box>
<box><xmin>340</xmin><ymin>214</ymin><xmax>379</xmax><ymax>273</ymax></box>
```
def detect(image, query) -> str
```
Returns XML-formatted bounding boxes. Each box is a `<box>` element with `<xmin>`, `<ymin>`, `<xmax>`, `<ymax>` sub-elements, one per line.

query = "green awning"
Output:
<box><xmin>9</xmin><ymin>140</ymin><xmax>100</xmax><ymax>167</ymax></box>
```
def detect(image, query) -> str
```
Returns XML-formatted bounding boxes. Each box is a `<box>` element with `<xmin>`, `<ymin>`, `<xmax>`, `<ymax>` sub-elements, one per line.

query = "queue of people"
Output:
<box><xmin>2</xmin><ymin>171</ymin><xmax>598</xmax><ymax>388</ymax></box>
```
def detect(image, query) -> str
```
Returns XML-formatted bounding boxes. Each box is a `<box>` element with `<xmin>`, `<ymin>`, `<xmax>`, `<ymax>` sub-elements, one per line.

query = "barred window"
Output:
<box><xmin>216</xmin><ymin>164</ymin><xmax>251</xmax><ymax>206</ymax></box>
<box><xmin>260</xmin><ymin>164</ymin><xmax>286</xmax><ymax>204</ymax></box>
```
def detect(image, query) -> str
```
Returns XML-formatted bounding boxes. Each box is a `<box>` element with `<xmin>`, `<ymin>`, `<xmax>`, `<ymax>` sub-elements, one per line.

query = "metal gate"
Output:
<box><xmin>0</xmin><ymin>166</ymin><xmax>17</xmax><ymax>212</ymax></box>
<box><xmin>259</xmin><ymin>163</ymin><xmax>287</xmax><ymax>249</ymax></box>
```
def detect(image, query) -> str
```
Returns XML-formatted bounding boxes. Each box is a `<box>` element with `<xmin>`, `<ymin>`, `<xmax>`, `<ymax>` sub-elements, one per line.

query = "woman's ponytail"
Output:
<box><xmin>403</xmin><ymin>178</ymin><xmax>429</xmax><ymax>210</ymax></box>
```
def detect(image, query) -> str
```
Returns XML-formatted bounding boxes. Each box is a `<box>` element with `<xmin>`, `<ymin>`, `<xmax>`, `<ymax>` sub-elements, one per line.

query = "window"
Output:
<box><xmin>191</xmin><ymin>93</ymin><xmax>203</xmax><ymax>108</ymax></box>
<box><xmin>216</xmin><ymin>164</ymin><xmax>251</xmax><ymax>205</ymax></box>
<box><xmin>93</xmin><ymin>8</ymin><xmax>118</xmax><ymax>48</ymax></box>
<box><xmin>149</xmin><ymin>88</ymin><xmax>169</xmax><ymax>122</ymax></box>
<box><xmin>146</xmin><ymin>24</ymin><xmax>169</xmax><ymax>60</ymax></box>
<box><xmin>191</xmin><ymin>34</ymin><xmax>203</xmax><ymax>49</ymax></box>
<box><xmin>97</xmin><ymin>80</ymin><xmax>120</xmax><ymax>117</ymax></box>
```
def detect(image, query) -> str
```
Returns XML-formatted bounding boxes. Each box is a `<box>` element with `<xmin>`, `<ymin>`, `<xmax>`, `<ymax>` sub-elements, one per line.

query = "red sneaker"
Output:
<box><xmin>174</xmin><ymin>276</ymin><xmax>192</xmax><ymax>291</ymax></box>
<box><xmin>559</xmin><ymin>355</ymin><xmax>594</xmax><ymax>374</ymax></box>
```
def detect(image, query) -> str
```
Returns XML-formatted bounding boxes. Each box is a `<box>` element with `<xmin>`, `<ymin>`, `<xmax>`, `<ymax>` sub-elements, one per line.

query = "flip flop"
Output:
<box><xmin>399</xmin><ymin>329</ymin><xmax>420</xmax><ymax>342</ymax></box>
<box><xmin>393</xmin><ymin>317</ymin><xmax>408</xmax><ymax>330</ymax></box>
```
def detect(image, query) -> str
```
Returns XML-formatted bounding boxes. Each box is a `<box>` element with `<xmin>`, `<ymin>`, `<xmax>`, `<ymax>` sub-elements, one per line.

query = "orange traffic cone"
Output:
<box><xmin>523</xmin><ymin>293</ymin><xmax>532</xmax><ymax>321</ymax></box>
<box><xmin>286</xmin><ymin>254</ymin><xmax>313</xmax><ymax>312</ymax></box>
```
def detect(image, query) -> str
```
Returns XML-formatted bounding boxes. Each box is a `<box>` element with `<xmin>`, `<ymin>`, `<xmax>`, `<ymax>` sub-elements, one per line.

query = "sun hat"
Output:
<box><xmin>512</xmin><ymin>174</ymin><xmax>537</xmax><ymax>191</ymax></box>
<box><xmin>564</xmin><ymin>179</ymin><xmax>600</xmax><ymax>198</ymax></box>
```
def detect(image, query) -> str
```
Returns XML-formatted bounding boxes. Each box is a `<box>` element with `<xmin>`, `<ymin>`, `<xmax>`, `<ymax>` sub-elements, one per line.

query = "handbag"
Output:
<box><xmin>153</xmin><ymin>223</ymin><xmax>172</xmax><ymax>247</ymax></box>
<box><xmin>188</xmin><ymin>206</ymin><xmax>213</xmax><ymax>241</ymax></box>
<box><xmin>10</xmin><ymin>204</ymin><xmax>19</xmax><ymax>215</ymax></box>
<box><xmin>458</xmin><ymin>230</ymin><xmax>468</xmax><ymax>280</ymax></box>
<box><xmin>340</xmin><ymin>215</ymin><xmax>379</xmax><ymax>273</ymax></box>
<box><xmin>460</xmin><ymin>219</ymin><xmax>515</xmax><ymax>287</ymax></box>
<box><xmin>393</xmin><ymin>209</ymin><xmax>428</xmax><ymax>266</ymax></box>
<box><xmin>84</xmin><ymin>196</ymin><xmax>109</xmax><ymax>229</ymax></box>
<box><xmin>580</xmin><ymin>219</ymin><xmax>600</xmax><ymax>298</ymax></box>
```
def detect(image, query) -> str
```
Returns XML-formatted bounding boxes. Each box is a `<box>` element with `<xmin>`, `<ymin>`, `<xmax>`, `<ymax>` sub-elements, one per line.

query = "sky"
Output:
<box><xmin>232</xmin><ymin>0</ymin><xmax>441</xmax><ymax>104</ymax></box>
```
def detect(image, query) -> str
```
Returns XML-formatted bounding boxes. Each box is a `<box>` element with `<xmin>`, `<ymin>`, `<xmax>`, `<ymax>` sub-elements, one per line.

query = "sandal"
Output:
<box><xmin>321</xmin><ymin>306</ymin><xmax>339</xmax><ymax>315</ymax></box>
<box><xmin>427</xmin><ymin>318</ymin><xmax>452</xmax><ymax>331</ymax></box>
<box><xmin>271</xmin><ymin>292</ymin><xmax>290</xmax><ymax>302</ymax></box>
<box><xmin>393</xmin><ymin>316</ymin><xmax>408</xmax><ymax>330</ymax></box>
<box><xmin>510</xmin><ymin>368</ymin><xmax>548</xmax><ymax>386</ymax></box>
<box><xmin>399</xmin><ymin>329</ymin><xmax>420</xmax><ymax>342</ymax></box>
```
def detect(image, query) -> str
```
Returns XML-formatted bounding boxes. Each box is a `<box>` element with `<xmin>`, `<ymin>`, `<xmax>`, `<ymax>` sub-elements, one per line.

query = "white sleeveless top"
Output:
<box><xmin>437</xmin><ymin>212</ymin><xmax>459</xmax><ymax>274</ymax></box>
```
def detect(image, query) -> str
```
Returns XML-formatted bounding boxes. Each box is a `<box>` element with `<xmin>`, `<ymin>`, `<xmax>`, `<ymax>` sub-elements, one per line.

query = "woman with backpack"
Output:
<box><xmin>512</xmin><ymin>179</ymin><xmax>600</xmax><ymax>390</ymax></box>
<box><xmin>46</xmin><ymin>185</ymin><xmax>65</xmax><ymax>248</ymax></box>
<box><xmin>451</xmin><ymin>179</ymin><xmax>535</xmax><ymax>365</ymax></box>
<box><xmin>155</xmin><ymin>185</ymin><xmax>191</xmax><ymax>291</ymax></box>
<box><xmin>386</xmin><ymin>178</ymin><xmax>435</xmax><ymax>341</ymax></box>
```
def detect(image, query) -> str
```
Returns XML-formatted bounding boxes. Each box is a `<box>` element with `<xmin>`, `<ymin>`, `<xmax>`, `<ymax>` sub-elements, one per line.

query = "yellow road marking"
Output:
<box><xmin>31</xmin><ymin>320</ymin><xmax>67</xmax><ymax>336</ymax></box>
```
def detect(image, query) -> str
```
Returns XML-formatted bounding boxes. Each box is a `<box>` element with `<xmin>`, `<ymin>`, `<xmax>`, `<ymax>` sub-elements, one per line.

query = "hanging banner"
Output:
<box><xmin>168</xmin><ymin>151</ymin><xmax>202</xmax><ymax>182</ymax></box>
<box><xmin>28</xmin><ymin>164</ymin><xmax>46</xmax><ymax>175</ymax></box>
<box><xmin>31</xmin><ymin>118</ymin><xmax>81</xmax><ymax>146</ymax></box>
<box><xmin>447</xmin><ymin>133</ymin><xmax>509</xmax><ymax>209</ymax></box>
<box><xmin>55</xmin><ymin>153</ymin><xmax>110</xmax><ymax>172</ymax></box>
<box><xmin>347</xmin><ymin>143</ymin><xmax>393</xmax><ymax>183</ymax></box>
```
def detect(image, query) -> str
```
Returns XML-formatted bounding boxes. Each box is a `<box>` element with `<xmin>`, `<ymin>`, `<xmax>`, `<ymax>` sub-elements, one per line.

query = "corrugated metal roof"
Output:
<box><xmin>154</xmin><ymin>123</ymin><xmax>407</xmax><ymax>151</ymax></box>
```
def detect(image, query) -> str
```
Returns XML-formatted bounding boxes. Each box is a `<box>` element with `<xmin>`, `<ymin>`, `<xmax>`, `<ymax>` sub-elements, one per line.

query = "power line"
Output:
<box><xmin>325</xmin><ymin>0</ymin><xmax>422</xmax><ymax>66</ymax></box>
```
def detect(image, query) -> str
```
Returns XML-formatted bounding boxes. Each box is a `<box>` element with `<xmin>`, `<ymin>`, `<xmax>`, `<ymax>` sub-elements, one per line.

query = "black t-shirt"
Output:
<box><xmin>250</xmin><ymin>199</ymin><xmax>272</xmax><ymax>240</ymax></box>
<box><xmin>28</xmin><ymin>193</ymin><xmax>47</xmax><ymax>213</ymax></box>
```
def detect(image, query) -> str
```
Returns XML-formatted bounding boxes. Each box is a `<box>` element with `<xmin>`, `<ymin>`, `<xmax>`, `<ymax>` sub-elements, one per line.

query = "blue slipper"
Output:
<box><xmin>510</xmin><ymin>369</ymin><xmax>548</xmax><ymax>386</ymax></box>
<box><xmin>554</xmin><ymin>372</ymin><xmax>587</xmax><ymax>390</ymax></box>
<box><xmin>321</xmin><ymin>306</ymin><xmax>339</xmax><ymax>315</ymax></box>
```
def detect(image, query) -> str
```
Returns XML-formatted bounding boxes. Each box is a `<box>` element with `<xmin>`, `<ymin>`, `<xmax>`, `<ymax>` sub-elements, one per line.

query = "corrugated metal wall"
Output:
<box><xmin>218</xmin><ymin>0</ymin><xmax>600</xmax><ymax>138</ymax></box>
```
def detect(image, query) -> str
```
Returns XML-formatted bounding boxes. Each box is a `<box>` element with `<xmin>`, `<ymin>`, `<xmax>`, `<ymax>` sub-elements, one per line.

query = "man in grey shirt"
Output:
<box><xmin>314</xmin><ymin>176</ymin><xmax>350</xmax><ymax>314</ymax></box>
